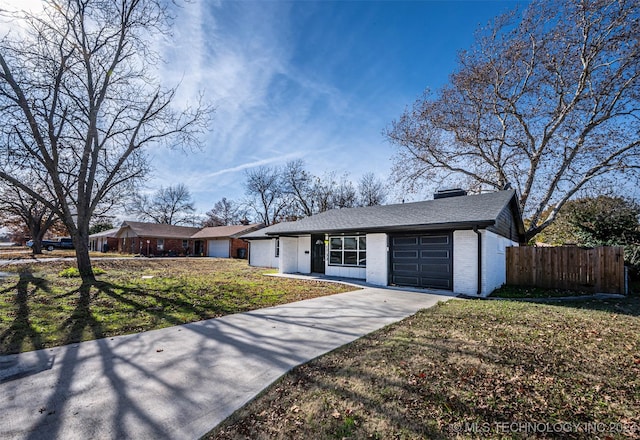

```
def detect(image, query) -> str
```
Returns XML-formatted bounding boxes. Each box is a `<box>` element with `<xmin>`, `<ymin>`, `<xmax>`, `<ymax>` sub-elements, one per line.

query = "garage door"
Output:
<box><xmin>208</xmin><ymin>239</ymin><xmax>229</xmax><ymax>258</ymax></box>
<box><xmin>390</xmin><ymin>233</ymin><xmax>453</xmax><ymax>289</ymax></box>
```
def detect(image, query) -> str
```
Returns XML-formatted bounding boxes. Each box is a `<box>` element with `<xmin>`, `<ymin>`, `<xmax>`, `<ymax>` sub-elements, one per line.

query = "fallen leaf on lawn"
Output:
<box><xmin>290</xmin><ymin>405</ymin><xmax>300</xmax><ymax>413</ymax></box>
<box><xmin>332</xmin><ymin>410</ymin><xmax>341</xmax><ymax>419</ymax></box>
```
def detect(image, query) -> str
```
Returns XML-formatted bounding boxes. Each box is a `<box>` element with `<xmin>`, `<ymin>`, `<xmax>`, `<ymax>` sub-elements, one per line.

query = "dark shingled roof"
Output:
<box><xmin>191</xmin><ymin>224</ymin><xmax>262</xmax><ymax>239</ymax></box>
<box><xmin>118</xmin><ymin>221</ymin><xmax>201</xmax><ymax>239</ymax></box>
<box><xmin>241</xmin><ymin>190</ymin><xmax>519</xmax><ymax>238</ymax></box>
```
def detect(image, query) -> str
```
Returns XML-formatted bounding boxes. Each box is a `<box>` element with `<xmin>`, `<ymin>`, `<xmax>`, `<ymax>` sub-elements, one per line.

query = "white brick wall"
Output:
<box><xmin>279</xmin><ymin>237</ymin><xmax>298</xmax><ymax>274</ymax></box>
<box><xmin>297</xmin><ymin>235</ymin><xmax>311</xmax><ymax>274</ymax></box>
<box><xmin>454</xmin><ymin>229</ymin><xmax>519</xmax><ymax>296</ymax></box>
<box><xmin>247</xmin><ymin>239</ymin><xmax>278</xmax><ymax>268</ymax></box>
<box><xmin>453</xmin><ymin>230</ymin><xmax>479</xmax><ymax>296</ymax></box>
<box><xmin>325</xmin><ymin>265</ymin><xmax>366</xmax><ymax>279</ymax></box>
<box><xmin>483</xmin><ymin>230</ymin><xmax>518</xmax><ymax>295</ymax></box>
<box><xmin>366</xmin><ymin>233</ymin><xmax>388</xmax><ymax>286</ymax></box>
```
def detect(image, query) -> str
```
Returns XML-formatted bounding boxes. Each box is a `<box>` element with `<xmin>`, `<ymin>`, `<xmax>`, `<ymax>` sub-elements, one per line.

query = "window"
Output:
<box><xmin>274</xmin><ymin>238</ymin><xmax>280</xmax><ymax>257</ymax></box>
<box><xmin>157</xmin><ymin>238</ymin><xmax>164</xmax><ymax>251</ymax></box>
<box><xmin>182</xmin><ymin>239</ymin><xmax>189</xmax><ymax>248</ymax></box>
<box><xmin>329</xmin><ymin>236</ymin><xmax>366</xmax><ymax>267</ymax></box>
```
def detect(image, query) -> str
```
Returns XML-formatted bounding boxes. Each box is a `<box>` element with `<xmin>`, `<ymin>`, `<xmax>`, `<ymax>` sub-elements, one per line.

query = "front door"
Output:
<box><xmin>311</xmin><ymin>234</ymin><xmax>325</xmax><ymax>273</ymax></box>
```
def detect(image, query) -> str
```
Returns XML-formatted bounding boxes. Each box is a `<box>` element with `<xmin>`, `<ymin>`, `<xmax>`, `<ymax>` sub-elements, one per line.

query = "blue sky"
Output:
<box><xmin>1</xmin><ymin>0</ymin><xmax>524</xmax><ymax>217</ymax></box>
<box><xmin>153</xmin><ymin>0</ymin><xmax>524</xmax><ymax>215</ymax></box>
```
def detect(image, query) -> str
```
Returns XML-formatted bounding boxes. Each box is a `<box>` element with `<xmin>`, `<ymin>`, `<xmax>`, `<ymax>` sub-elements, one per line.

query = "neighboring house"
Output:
<box><xmin>241</xmin><ymin>189</ymin><xmax>525</xmax><ymax>297</ymax></box>
<box><xmin>190</xmin><ymin>224</ymin><xmax>263</xmax><ymax>258</ymax></box>
<box><xmin>89</xmin><ymin>221</ymin><xmax>264</xmax><ymax>258</ymax></box>
<box><xmin>116</xmin><ymin>221</ymin><xmax>201</xmax><ymax>256</ymax></box>
<box><xmin>88</xmin><ymin>227</ymin><xmax>120</xmax><ymax>252</ymax></box>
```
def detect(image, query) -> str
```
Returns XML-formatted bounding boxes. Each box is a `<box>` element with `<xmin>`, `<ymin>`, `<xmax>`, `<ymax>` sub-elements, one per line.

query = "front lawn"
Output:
<box><xmin>0</xmin><ymin>258</ymin><xmax>353</xmax><ymax>355</ymax></box>
<box><xmin>0</xmin><ymin>247</ymin><xmax>126</xmax><ymax>260</ymax></box>
<box><xmin>207</xmin><ymin>296</ymin><xmax>640</xmax><ymax>440</ymax></box>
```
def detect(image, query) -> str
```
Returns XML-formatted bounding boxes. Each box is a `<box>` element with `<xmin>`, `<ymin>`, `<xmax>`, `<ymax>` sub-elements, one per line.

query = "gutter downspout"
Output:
<box><xmin>473</xmin><ymin>226</ymin><xmax>482</xmax><ymax>296</ymax></box>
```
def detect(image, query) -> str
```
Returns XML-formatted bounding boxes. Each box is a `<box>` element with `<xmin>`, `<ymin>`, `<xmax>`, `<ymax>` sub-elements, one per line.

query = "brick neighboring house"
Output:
<box><xmin>190</xmin><ymin>224</ymin><xmax>263</xmax><ymax>258</ymax></box>
<box><xmin>116</xmin><ymin>221</ymin><xmax>201</xmax><ymax>256</ymax></box>
<box><xmin>92</xmin><ymin>221</ymin><xmax>264</xmax><ymax>258</ymax></box>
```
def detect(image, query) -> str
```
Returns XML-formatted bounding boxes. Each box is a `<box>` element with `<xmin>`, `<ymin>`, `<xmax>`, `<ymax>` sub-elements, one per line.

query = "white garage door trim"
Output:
<box><xmin>207</xmin><ymin>239</ymin><xmax>229</xmax><ymax>258</ymax></box>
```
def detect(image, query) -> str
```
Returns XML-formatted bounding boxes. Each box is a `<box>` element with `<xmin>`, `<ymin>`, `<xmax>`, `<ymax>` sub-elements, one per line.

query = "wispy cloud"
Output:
<box><xmin>202</xmin><ymin>153</ymin><xmax>302</xmax><ymax>179</ymax></box>
<box><xmin>150</xmin><ymin>0</ymin><xmax>374</xmax><ymax>209</ymax></box>
<box><xmin>2</xmin><ymin>0</ymin><xmax>400</xmax><ymax>213</ymax></box>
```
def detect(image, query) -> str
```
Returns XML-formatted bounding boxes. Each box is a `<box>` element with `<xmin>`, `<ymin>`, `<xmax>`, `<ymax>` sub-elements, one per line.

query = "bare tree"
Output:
<box><xmin>282</xmin><ymin>161</ymin><xmax>363</xmax><ymax>215</ymax></box>
<box><xmin>244</xmin><ymin>166</ymin><xmax>288</xmax><ymax>226</ymax></box>
<box><xmin>281</xmin><ymin>159</ymin><xmax>314</xmax><ymax>217</ymax></box>
<box><xmin>0</xmin><ymin>179</ymin><xmax>62</xmax><ymax>254</ymax></box>
<box><xmin>386</xmin><ymin>0</ymin><xmax>640</xmax><ymax>242</ymax></box>
<box><xmin>202</xmin><ymin>197</ymin><xmax>246</xmax><ymax>226</ymax></box>
<box><xmin>332</xmin><ymin>175</ymin><xmax>357</xmax><ymax>209</ymax></box>
<box><xmin>358</xmin><ymin>172</ymin><xmax>388</xmax><ymax>206</ymax></box>
<box><xmin>309</xmin><ymin>172</ymin><xmax>337</xmax><ymax>213</ymax></box>
<box><xmin>247</xmin><ymin>163</ymin><xmax>388</xmax><ymax>219</ymax></box>
<box><xmin>0</xmin><ymin>0</ymin><xmax>211</xmax><ymax>281</ymax></box>
<box><xmin>130</xmin><ymin>184</ymin><xmax>197</xmax><ymax>225</ymax></box>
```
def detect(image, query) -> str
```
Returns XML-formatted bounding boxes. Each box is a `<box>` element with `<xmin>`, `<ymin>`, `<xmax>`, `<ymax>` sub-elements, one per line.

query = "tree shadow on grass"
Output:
<box><xmin>0</xmin><ymin>268</ymin><xmax>51</xmax><ymax>355</ymax></box>
<box><xmin>2</xmin><ymin>271</ymin><xmax>268</xmax><ymax>355</ymax></box>
<box><xmin>92</xmin><ymin>279</ymin><xmax>254</xmax><ymax>329</ymax></box>
<box><xmin>58</xmin><ymin>281</ymin><xmax>105</xmax><ymax>346</ymax></box>
<box><xmin>52</xmin><ymin>279</ymin><xmax>209</xmax><ymax>347</ymax></box>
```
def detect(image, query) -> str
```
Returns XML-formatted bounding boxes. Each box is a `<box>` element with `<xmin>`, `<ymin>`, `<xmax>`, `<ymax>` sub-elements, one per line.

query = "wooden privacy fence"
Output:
<box><xmin>506</xmin><ymin>246</ymin><xmax>625</xmax><ymax>294</ymax></box>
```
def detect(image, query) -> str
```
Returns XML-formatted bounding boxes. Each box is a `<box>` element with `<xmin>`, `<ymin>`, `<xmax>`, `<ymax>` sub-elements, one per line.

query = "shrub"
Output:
<box><xmin>58</xmin><ymin>267</ymin><xmax>106</xmax><ymax>278</ymax></box>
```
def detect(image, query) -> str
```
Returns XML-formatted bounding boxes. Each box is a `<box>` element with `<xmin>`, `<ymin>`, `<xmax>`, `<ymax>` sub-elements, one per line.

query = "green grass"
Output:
<box><xmin>58</xmin><ymin>267</ymin><xmax>107</xmax><ymax>277</ymax></box>
<box><xmin>208</xmin><ymin>295</ymin><xmax>640</xmax><ymax>440</ymax></box>
<box><xmin>0</xmin><ymin>258</ymin><xmax>353</xmax><ymax>354</ymax></box>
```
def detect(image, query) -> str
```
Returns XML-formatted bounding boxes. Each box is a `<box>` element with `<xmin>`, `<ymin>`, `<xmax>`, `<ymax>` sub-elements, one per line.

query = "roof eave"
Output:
<box><xmin>241</xmin><ymin>236</ymin><xmax>272</xmax><ymax>240</ymax></box>
<box><xmin>264</xmin><ymin>220</ymin><xmax>496</xmax><ymax>236</ymax></box>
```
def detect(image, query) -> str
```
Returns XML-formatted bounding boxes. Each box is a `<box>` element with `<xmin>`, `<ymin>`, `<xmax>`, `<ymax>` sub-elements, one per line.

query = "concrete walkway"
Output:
<box><xmin>0</xmin><ymin>286</ymin><xmax>455</xmax><ymax>440</ymax></box>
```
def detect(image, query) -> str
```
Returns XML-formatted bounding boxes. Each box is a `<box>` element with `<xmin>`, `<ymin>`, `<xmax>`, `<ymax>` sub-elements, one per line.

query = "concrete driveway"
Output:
<box><xmin>0</xmin><ymin>286</ymin><xmax>455</xmax><ymax>440</ymax></box>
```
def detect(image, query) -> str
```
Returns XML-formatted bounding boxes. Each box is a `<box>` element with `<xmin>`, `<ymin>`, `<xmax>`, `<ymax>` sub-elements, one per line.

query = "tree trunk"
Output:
<box><xmin>75</xmin><ymin>239</ymin><xmax>95</xmax><ymax>283</ymax></box>
<box><xmin>31</xmin><ymin>241</ymin><xmax>43</xmax><ymax>255</ymax></box>
<box><xmin>30</xmin><ymin>221</ymin><xmax>45</xmax><ymax>255</ymax></box>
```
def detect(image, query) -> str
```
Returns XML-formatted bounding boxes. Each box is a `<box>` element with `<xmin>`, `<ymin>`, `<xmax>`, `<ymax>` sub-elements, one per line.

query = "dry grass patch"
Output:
<box><xmin>0</xmin><ymin>258</ymin><xmax>353</xmax><ymax>354</ymax></box>
<box><xmin>0</xmin><ymin>248</ymin><xmax>125</xmax><ymax>260</ymax></box>
<box><xmin>207</xmin><ymin>297</ymin><xmax>640</xmax><ymax>440</ymax></box>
